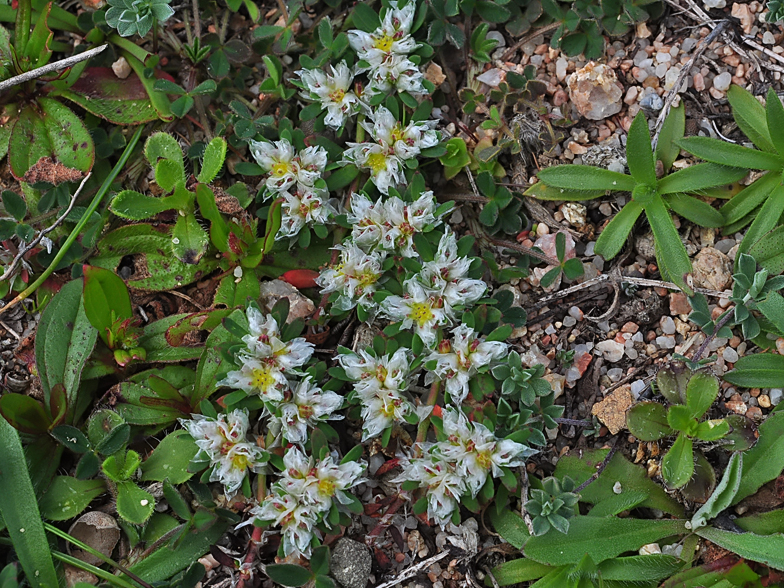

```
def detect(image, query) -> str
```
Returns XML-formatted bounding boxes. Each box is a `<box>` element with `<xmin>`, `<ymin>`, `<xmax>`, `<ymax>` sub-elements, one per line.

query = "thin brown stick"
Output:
<box><xmin>575</xmin><ymin>442</ymin><xmax>618</xmax><ymax>493</ymax></box>
<box><xmin>374</xmin><ymin>550</ymin><xmax>451</xmax><ymax>588</ymax></box>
<box><xmin>500</xmin><ymin>22</ymin><xmax>561</xmax><ymax>62</ymax></box>
<box><xmin>0</xmin><ymin>45</ymin><xmax>107</xmax><ymax>92</ymax></box>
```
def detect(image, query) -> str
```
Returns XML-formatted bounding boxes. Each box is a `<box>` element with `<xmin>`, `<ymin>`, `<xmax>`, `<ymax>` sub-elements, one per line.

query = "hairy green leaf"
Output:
<box><xmin>491</xmin><ymin>559</ymin><xmax>552</xmax><ymax>585</ymax></box>
<box><xmin>594</xmin><ymin>200</ymin><xmax>643</xmax><ymax>260</ymax></box>
<box><xmin>140</xmin><ymin>430</ymin><xmax>198</xmax><ymax>484</ymax></box>
<box><xmin>661</xmin><ymin>433</ymin><xmax>693</xmax><ymax>488</ymax></box>
<box><xmin>685</xmin><ymin>371</ymin><xmax>719</xmax><ymax>419</ymax></box>
<box><xmin>536</xmin><ymin>165</ymin><xmax>636</xmax><ymax>192</ymax></box>
<box><xmin>664</xmin><ymin>193</ymin><xmax>724</xmax><ymax>227</ymax></box>
<box><xmin>732</xmin><ymin>411</ymin><xmax>784</xmax><ymax>504</ymax></box>
<box><xmin>197</xmin><ymin>137</ymin><xmax>226</xmax><ymax>184</ymax></box>
<box><xmin>724</xmin><ymin>353</ymin><xmax>784</xmax><ymax>388</ymax></box>
<box><xmin>766</xmin><ymin>87</ymin><xmax>784</xmax><ymax>157</ymax></box>
<box><xmin>737</xmin><ymin>184</ymin><xmax>784</xmax><ymax>265</ymax></box>
<box><xmin>691</xmin><ymin>452</ymin><xmax>742</xmax><ymax>529</ymax></box>
<box><xmin>627</xmin><ymin>112</ymin><xmax>656</xmax><ymax>186</ymax></box>
<box><xmin>656</xmin><ymin>103</ymin><xmax>685</xmax><ymax>171</ymax></box>
<box><xmin>645</xmin><ymin>195</ymin><xmax>693</xmax><ymax>294</ymax></box>
<box><xmin>657</xmin><ymin>162</ymin><xmax>750</xmax><ymax>194</ymax></box>
<box><xmin>39</xmin><ymin>477</ymin><xmax>105</xmax><ymax>521</ymax></box>
<box><xmin>626</xmin><ymin>401</ymin><xmax>671</xmax><ymax>441</ymax></box>
<box><xmin>676</xmin><ymin>137</ymin><xmax>782</xmax><ymax>171</ymax></box>
<box><xmin>729</xmin><ymin>84</ymin><xmax>776</xmax><ymax>153</ymax></box>
<box><xmin>696</xmin><ymin>527</ymin><xmax>784</xmax><ymax>570</ymax></box>
<box><xmin>720</xmin><ymin>170</ymin><xmax>778</xmax><ymax>226</ymax></box>
<box><xmin>524</xmin><ymin>182</ymin><xmax>605</xmax><ymax>201</ymax></box>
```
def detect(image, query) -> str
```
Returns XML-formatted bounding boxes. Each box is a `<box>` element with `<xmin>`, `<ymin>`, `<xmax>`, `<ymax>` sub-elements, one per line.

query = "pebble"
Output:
<box><xmin>536</xmin><ymin>223</ymin><xmax>550</xmax><ymax>237</ymax></box>
<box><xmin>624</xmin><ymin>86</ymin><xmax>639</xmax><ymax>105</ymax></box>
<box><xmin>670</xmin><ymin>293</ymin><xmax>692</xmax><ymax>316</ymax></box>
<box><xmin>746</xmin><ymin>406</ymin><xmax>763</xmax><ymax>421</ymax></box>
<box><xmin>655</xmin><ymin>51</ymin><xmax>672</xmax><ymax>63</ymax></box>
<box><xmin>595</xmin><ymin>340</ymin><xmax>626</xmax><ymax>363</ymax></box>
<box><xmin>715</xmin><ymin>238</ymin><xmax>736</xmax><ymax>254</ymax></box>
<box><xmin>476</xmin><ymin>69</ymin><xmax>504</xmax><ymax>87</ymax></box>
<box><xmin>568</xmin><ymin>62</ymin><xmax>623</xmax><ymax>120</ymax></box>
<box><xmin>640</xmin><ymin>92</ymin><xmax>663</xmax><ymax>110</ymax></box>
<box><xmin>569</xmin><ymin>306</ymin><xmax>584</xmax><ymax>321</ymax></box>
<box><xmin>777</xmin><ymin>338</ymin><xmax>784</xmax><ymax>355</ymax></box>
<box><xmin>713</xmin><ymin>72</ymin><xmax>733</xmax><ymax>92</ymax></box>
<box><xmin>769</xmin><ymin>389</ymin><xmax>783</xmax><ymax>405</ymax></box>
<box><xmin>621</xmin><ymin>322</ymin><xmax>640</xmax><ymax>334</ymax></box>
<box><xmin>763</xmin><ymin>31</ymin><xmax>777</xmax><ymax>45</ymax></box>
<box><xmin>556</xmin><ymin>58</ymin><xmax>569</xmax><ymax>82</ymax></box>
<box><xmin>656</xmin><ymin>335</ymin><xmax>676</xmax><ymax>349</ymax></box>
<box><xmin>682</xmin><ymin>37</ymin><xmax>698</xmax><ymax>53</ymax></box>
<box><xmin>563</xmin><ymin>316</ymin><xmax>577</xmax><ymax>327</ymax></box>
<box><xmin>693</xmin><ymin>72</ymin><xmax>705</xmax><ymax>92</ymax></box>
<box><xmin>486</xmin><ymin>31</ymin><xmax>506</xmax><ymax>47</ymax></box>
<box><xmin>630</xmin><ymin>380</ymin><xmax>646</xmax><ymax>398</ymax></box>
<box><xmin>692</xmin><ymin>247</ymin><xmax>733</xmax><ymax>291</ymax></box>
<box><xmin>664</xmin><ymin>67</ymin><xmax>684</xmax><ymax>92</ymax></box>
<box><xmin>660</xmin><ymin>316</ymin><xmax>676</xmax><ymax>335</ymax></box>
<box><xmin>112</xmin><ymin>57</ymin><xmax>132</xmax><ymax>79</ymax></box>
<box><xmin>723</xmin><ymin>347</ymin><xmax>739</xmax><ymax>363</ymax></box>
<box><xmin>608</xmin><ymin>367</ymin><xmax>624</xmax><ymax>382</ymax></box>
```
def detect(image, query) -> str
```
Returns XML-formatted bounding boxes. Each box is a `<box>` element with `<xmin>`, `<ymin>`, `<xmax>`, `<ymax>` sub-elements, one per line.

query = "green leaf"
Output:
<box><xmin>661</xmin><ymin>433</ymin><xmax>693</xmax><ymax>488</ymax></box>
<box><xmin>766</xmin><ymin>87</ymin><xmax>784</xmax><ymax>157</ymax></box>
<box><xmin>2</xmin><ymin>190</ymin><xmax>27</xmax><ymax>221</ymax></box>
<box><xmin>729</xmin><ymin>84</ymin><xmax>777</xmax><ymax>153</ymax></box>
<box><xmin>594</xmin><ymin>200</ymin><xmax>643</xmax><ymax>260</ymax></box>
<box><xmin>116</xmin><ymin>481</ymin><xmax>155</xmax><ymax>525</ymax></box>
<box><xmin>145</xmin><ymin>132</ymin><xmax>185</xmax><ymax>177</ymax></box>
<box><xmin>36</xmin><ymin>279</ymin><xmax>97</xmax><ymax>405</ymax></box>
<box><xmin>626</xmin><ymin>401</ymin><xmax>671</xmax><ymax>441</ymax></box>
<box><xmin>598</xmin><ymin>554</ymin><xmax>683</xmax><ymax>582</ymax></box>
<box><xmin>721</xmin><ymin>171</ymin><xmax>778</xmax><ymax>227</ymax></box>
<box><xmin>92</xmin><ymin>224</ymin><xmax>218</xmax><ymax>291</ymax></box>
<box><xmin>658</xmin><ymin>162</ymin><xmax>750</xmax><ymax>194</ymax></box>
<box><xmin>736</xmin><ymin>508</ymin><xmax>784</xmax><ymax>534</ymax></box>
<box><xmin>732</xmin><ymin>411</ymin><xmax>784</xmax><ymax>504</ymax></box>
<box><xmin>537</xmin><ymin>165</ymin><xmax>635</xmax><ymax>191</ymax></box>
<box><xmin>656</xmin><ymin>102</ymin><xmax>685</xmax><ymax>171</ymax></box>
<box><xmin>696</xmin><ymin>527</ymin><xmax>784</xmax><ymax>570</ymax></box>
<box><xmin>667</xmin><ymin>405</ymin><xmax>695</xmax><ymax>433</ymax></box>
<box><xmin>749</xmin><ymin>224</ymin><xmax>784</xmax><ymax>275</ymax></box>
<box><xmin>587</xmin><ymin>491</ymin><xmax>648</xmax><ymax>517</ymax></box>
<box><xmin>153</xmin><ymin>79</ymin><xmax>186</xmax><ymax>95</ymax></box>
<box><xmin>562</xmin><ymin>258</ymin><xmax>583</xmax><ymax>280</ymax></box>
<box><xmin>172</xmin><ymin>213</ymin><xmax>210</xmax><ymax>265</ymax></box>
<box><xmin>664</xmin><ymin>193</ymin><xmax>724</xmax><ymax>228</ymax></box>
<box><xmin>326</xmin><ymin>164</ymin><xmax>359</xmax><ymax>191</ymax></box>
<box><xmin>265</xmin><ymin>564</ymin><xmax>313</xmax><ymax>587</ymax></box>
<box><xmin>140</xmin><ymin>430</ymin><xmax>198</xmax><ymax>484</ymax></box>
<box><xmin>685</xmin><ymin>371</ymin><xmax>719</xmax><ymax>419</ymax></box>
<box><xmin>675</xmin><ymin>137</ymin><xmax>782</xmax><ymax>171</ymax></box>
<box><xmin>351</xmin><ymin>1</ymin><xmax>380</xmax><ymax>32</ymax></box>
<box><xmin>524</xmin><ymin>182</ymin><xmax>604</xmax><ymax>201</ymax></box>
<box><xmin>489</xmin><ymin>508</ymin><xmax>530</xmax><ymax>549</ymax></box>
<box><xmin>82</xmin><ymin>265</ymin><xmax>133</xmax><ymax>340</ymax></box>
<box><xmin>645</xmin><ymin>194</ymin><xmax>693</xmax><ymax>294</ymax></box>
<box><xmin>692</xmin><ymin>419</ymin><xmax>730</xmax><ymax>441</ymax></box>
<box><xmin>0</xmin><ymin>418</ymin><xmax>59</xmax><ymax>588</ymax></box>
<box><xmin>109</xmin><ymin>190</ymin><xmax>191</xmax><ymax>220</ymax></box>
<box><xmin>724</xmin><ymin>353</ymin><xmax>784</xmax><ymax>388</ymax></box>
<box><xmin>691</xmin><ymin>452</ymin><xmax>742</xmax><ymax>530</ymax></box>
<box><xmin>626</xmin><ymin>112</ymin><xmax>656</xmax><ymax>186</ymax></box>
<box><xmin>38</xmin><ymin>477</ymin><xmax>105</xmax><ymax>521</ymax></box>
<box><xmin>757</xmin><ymin>291</ymin><xmax>784</xmax><ymax>334</ymax></box>
<box><xmin>523</xmin><ymin>516</ymin><xmax>687</xmax><ymax>566</ymax></box>
<box><xmin>737</xmin><ymin>183</ymin><xmax>784</xmax><ymax>263</ymax></box>
<box><xmin>554</xmin><ymin>449</ymin><xmax>684</xmax><ymax>516</ymax></box>
<box><xmin>491</xmin><ymin>559</ymin><xmax>552</xmax><ymax>585</ymax></box>
<box><xmin>0</xmin><ymin>393</ymin><xmax>51</xmax><ymax>434</ymax></box>
<box><xmin>197</xmin><ymin>137</ymin><xmax>226</xmax><ymax>184</ymax></box>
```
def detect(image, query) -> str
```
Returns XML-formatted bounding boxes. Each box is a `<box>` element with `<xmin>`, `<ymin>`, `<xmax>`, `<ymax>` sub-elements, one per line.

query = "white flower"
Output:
<box><xmin>437</xmin><ymin>408</ymin><xmax>536</xmax><ymax>497</ymax></box>
<box><xmin>338</xmin><ymin>347</ymin><xmax>412</xmax><ymax>396</ymax></box>
<box><xmin>368</xmin><ymin>54</ymin><xmax>427</xmax><ymax>94</ymax></box>
<box><xmin>278</xmin><ymin>447</ymin><xmax>365</xmax><ymax>511</ymax></box>
<box><xmin>179</xmin><ymin>410</ymin><xmax>267</xmax><ymax>497</ymax></box>
<box><xmin>250</xmin><ymin>491</ymin><xmax>318</xmax><ymax>558</ymax></box>
<box><xmin>316</xmin><ymin>242</ymin><xmax>386</xmax><ymax>312</ymax></box>
<box><xmin>242</xmin><ymin>307</ymin><xmax>314</xmax><ymax>368</ymax></box>
<box><xmin>425</xmin><ymin>324</ymin><xmax>507</xmax><ymax>405</ymax></box>
<box><xmin>357</xmin><ymin>387</ymin><xmax>415</xmax><ymax>441</ymax></box>
<box><xmin>249</xmin><ymin>139</ymin><xmax>327</xmax><ymax>194</ymax></box>
<box><xmin>218</xmin><ymin>355</ymin><xmax>288</xmax><ymax>401</ymax></box>
<box><xmin>394</xmin><ymin>454</ymin><xmax>464</xmax><ymax>526</ymax></box>
<box><xmin>278</xmin><ymin>186</ymin><xmax>335</xmax><ymax>239</ymax></box>
<box><xmin>418</xmin><ymin>230</ymin><xmax>486</xmax><ymax>309</ymax></box>
<box><xmin>269</xmin><ymin>377</ymin><xmax>344</xmax><ymax>445</ymax></box>
<box><xmin>348</xmin><ymin>1</ymin><xmax>418</xmax><ymax>67</ymax></box>
<box><xmin>380</xmin><ymin>281</ymin><xmax>452</xmax><ymax>347</ymax></box>
<box><xmin>297</xmin><ymin>61</ymin><xmax>362</xmax><ymax>130</ymax></box>
<box><xmin>380</xmin><ymin>191</ymin><xmax>440</xmax><ymax>257</ymax></box>
<box><xmin>346</xmin><ymin>192</ymin><xmax>386</xmax><ymax>251</ymax></box>
<box><xmin>342</xmin><ymin>141</ymin><xmax>404</xmax><ymax>195</ymax></box>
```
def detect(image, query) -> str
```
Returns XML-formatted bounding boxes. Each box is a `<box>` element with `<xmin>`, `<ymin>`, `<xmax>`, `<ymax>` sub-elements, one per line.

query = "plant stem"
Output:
<box><xmin>15</xmin><ymin>0</ymin><xmax>31</xmax><ymax>56</ymax></box>
<box><xmin>51</xmin><ymin>551</ymin><xmax>142</xmax><ymax>588</ymax></box>
<box><xmin>152</xmin><ymin>18</ymin><xmax>159</xmax><ymax>54</ymax></box>
<box><xmin>692</xmin><ymin>309</ymin><xmax>734</xmax><ymax>363</ymax></box>
<box><xmin>0</xmin><ymin>125</ymin><xmax>143</xmax><ymax>319</ymax></box>
<box><xmin>414</xmin><ymin>380</ymin><xmax>440</xmax><ymax>456</ymax></box>
<box><xmin>575</xmin><ymin>443</ymin><xmax>618</xmax><ymax>493</ymax></box>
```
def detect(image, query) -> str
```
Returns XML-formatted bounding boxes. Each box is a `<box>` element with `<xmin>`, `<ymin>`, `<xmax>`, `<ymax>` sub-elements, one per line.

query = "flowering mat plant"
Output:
<box><xmin>3</xmin><ymin>0</ymin><xmax>784</xmax><ymax>587</ymax></box>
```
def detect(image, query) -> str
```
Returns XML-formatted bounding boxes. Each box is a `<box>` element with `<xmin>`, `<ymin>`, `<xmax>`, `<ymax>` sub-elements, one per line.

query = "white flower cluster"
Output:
<box><xmin>380</xmin><ymin>230</ymin><xmax>487</xmax><ymax>346</ymax></box>
<box><xmin>179</xmin><ymin>409</ymin><xmax>267</xmax><ymax>497</ymax></box>
<box><xmin>297</xmin><ymin>62</ymin><xmax>366</xmax><ymax>131</ymax></box>
<box><xmin>249</xmin><ymin>139</ymin><xmax>335</xmax><ymax>239</ymax></box>
<box><xmin>250</xmin><ymin>447</ymin><xmax>365</xmax><ymax>558</ymax></box>
<box><xmin>394</xmin><ymin>408</ymin><xmax>536</xmax><ymax>526</ymax></box>
<box><xmin>338</xmin><ymin>347</ymin><xmax>416</xmax><ymax>441</ymax></box>
<box><xmin>425</xmin><ymin>324</ymin><xmax>508</xmax><ymax>405</ymax></box>
<box><xmin>348</xmin><ymin>1</ymin><xmax>426</xmax><ymax>95</ymax></box>
<box><xmin>317</xmin><ymin>190</ymin><xmax>448</xmax><ymax>316</ymax></box>
<box><xmin>342</xmin><ymin>106</ymin><xmax>438</xmax><ymax>195</ymax></box>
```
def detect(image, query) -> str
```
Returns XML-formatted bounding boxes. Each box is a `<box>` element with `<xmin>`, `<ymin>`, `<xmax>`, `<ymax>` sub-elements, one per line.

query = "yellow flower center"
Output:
<box><xmin>390</xmin><ymin>126</ymin><xmax>405</xmax><ymax>143</ymax></box>
<box><xmin>318</xmin><ymin>478</ymin><xmax>336</xmax><ymax>496</ymax></box>
<box><xmin>271</xmin><ymin>162</ymin><xmax>291</xmax><ymax>177</ymax></box>
<box><xmin>476</xmin><ymin>451</ymin><xmax>492</xmax><ymax>470</ymax></box>
<box><xmin>231</xmin><ymin>453</ymin><xmax>250</xmax><ymax>470</ymax></box>
<box><xmin>329</xmin><ymin>88</ymin><xmax>345</xmax><ymax>102</ymax></box>
<box><xmin>410</xmin><ymin>301</ymin><xmax>434</xmax><ymax>328</ymax></box>
<box><xmin>357</xmin><ymin>269</ymin><xmax>378</xmax><ymax>289</ymax></box>
<box><xmin>373</xmin><ymin>33</ymin><xmax>394</xmax><ymax>52</ymax></box>
<box><xmin>249</xmin><ymin>365</ymin><xmax>276</xmax><ymax>393</ymax></box>
<box><xmin>366</xmin><ymin>152</ymin><xmax>387</xmax><ymax>174</ymax></box>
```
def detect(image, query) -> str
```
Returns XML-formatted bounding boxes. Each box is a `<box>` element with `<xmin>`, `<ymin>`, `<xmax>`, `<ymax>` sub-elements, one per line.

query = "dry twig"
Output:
<box><xmin>0</xmin><ymin>45</ymin><xmax>107</xmax><ymax>92</ymax></box>
<box><xmin>375</xmin><ymin>551</ymin><xmax>452</xmax><ymax>588</ymax></box>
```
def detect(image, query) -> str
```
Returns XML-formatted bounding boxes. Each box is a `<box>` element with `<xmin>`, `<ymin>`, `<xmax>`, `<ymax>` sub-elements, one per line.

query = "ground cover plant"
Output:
<box><xmin>5</xmin><ymin>0</ymin><xmax>784</xmax><ymax>587</ymax></box>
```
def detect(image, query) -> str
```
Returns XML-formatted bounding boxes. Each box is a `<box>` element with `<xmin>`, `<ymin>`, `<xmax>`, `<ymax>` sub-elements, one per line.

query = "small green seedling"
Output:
<box><xmin>527</xmin><ymin>476</ymin><xmax>580</xmax><ymax>536</ymax></box>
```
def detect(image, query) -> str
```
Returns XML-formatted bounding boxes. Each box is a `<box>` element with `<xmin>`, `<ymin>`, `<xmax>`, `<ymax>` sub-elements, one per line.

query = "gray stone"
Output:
<box><xmin>722</xmin><ymin>347</ymin><xmax>739</xmax><ymax>363</ymax></box>
<box><xmin>331</xmin><ymin>538</ymin><xmax>372</xmax><ymax>588</ymax></box>
<box><xmin>769</xmin><ymin>388</ymin><xmax>783</xmax><ymax>406</ymax></box>
<box><xmin>258</xmin><ymin>279</ymin><xmax>316</xmax><ymax>323</ymax></box>
<box><xmin>567</xmin><ymin>63</ymin><xmax>623</xmax><ymax>121</ymax></box>
<box><xmin>692</xmin><ymin>247</ymin><xmax>732</xmax><ymax>291</ymax></box>
<box><xmin>715</xmin><ymin>238</ymin><xmax>736</xmax><ymax>254</ymax></box>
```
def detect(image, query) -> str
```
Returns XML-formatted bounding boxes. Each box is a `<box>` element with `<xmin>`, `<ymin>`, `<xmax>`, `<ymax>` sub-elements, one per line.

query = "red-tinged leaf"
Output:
<box><xmin>374</xmin><ymin>458</ymin><xmax>401</xmax><ymax>477</ymax></box>
<box><xmin>0</xmin><ymin>393</ymin><xmax>51</xmax><ymax>434</ymax></box>
<box><xmin>82</xmin><ymin>265</ymin><xmax>133</xmax><ymax>345</ymax></box>
<box><xmin>280</xmin><ymin>269</ymin><xmax>320</xmax><ymax>289</ymax></box>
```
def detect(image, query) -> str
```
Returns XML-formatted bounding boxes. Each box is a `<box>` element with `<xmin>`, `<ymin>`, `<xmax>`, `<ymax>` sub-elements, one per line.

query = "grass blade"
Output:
<box><xmin>536</xmin><ymin>165</ymin><xmax>636</xmax><ymax>192</ymax></box>
<box><xmin>0</xmin><ymin>417</ymin><xmax>59</xmax><ymax>588</ymax></box>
